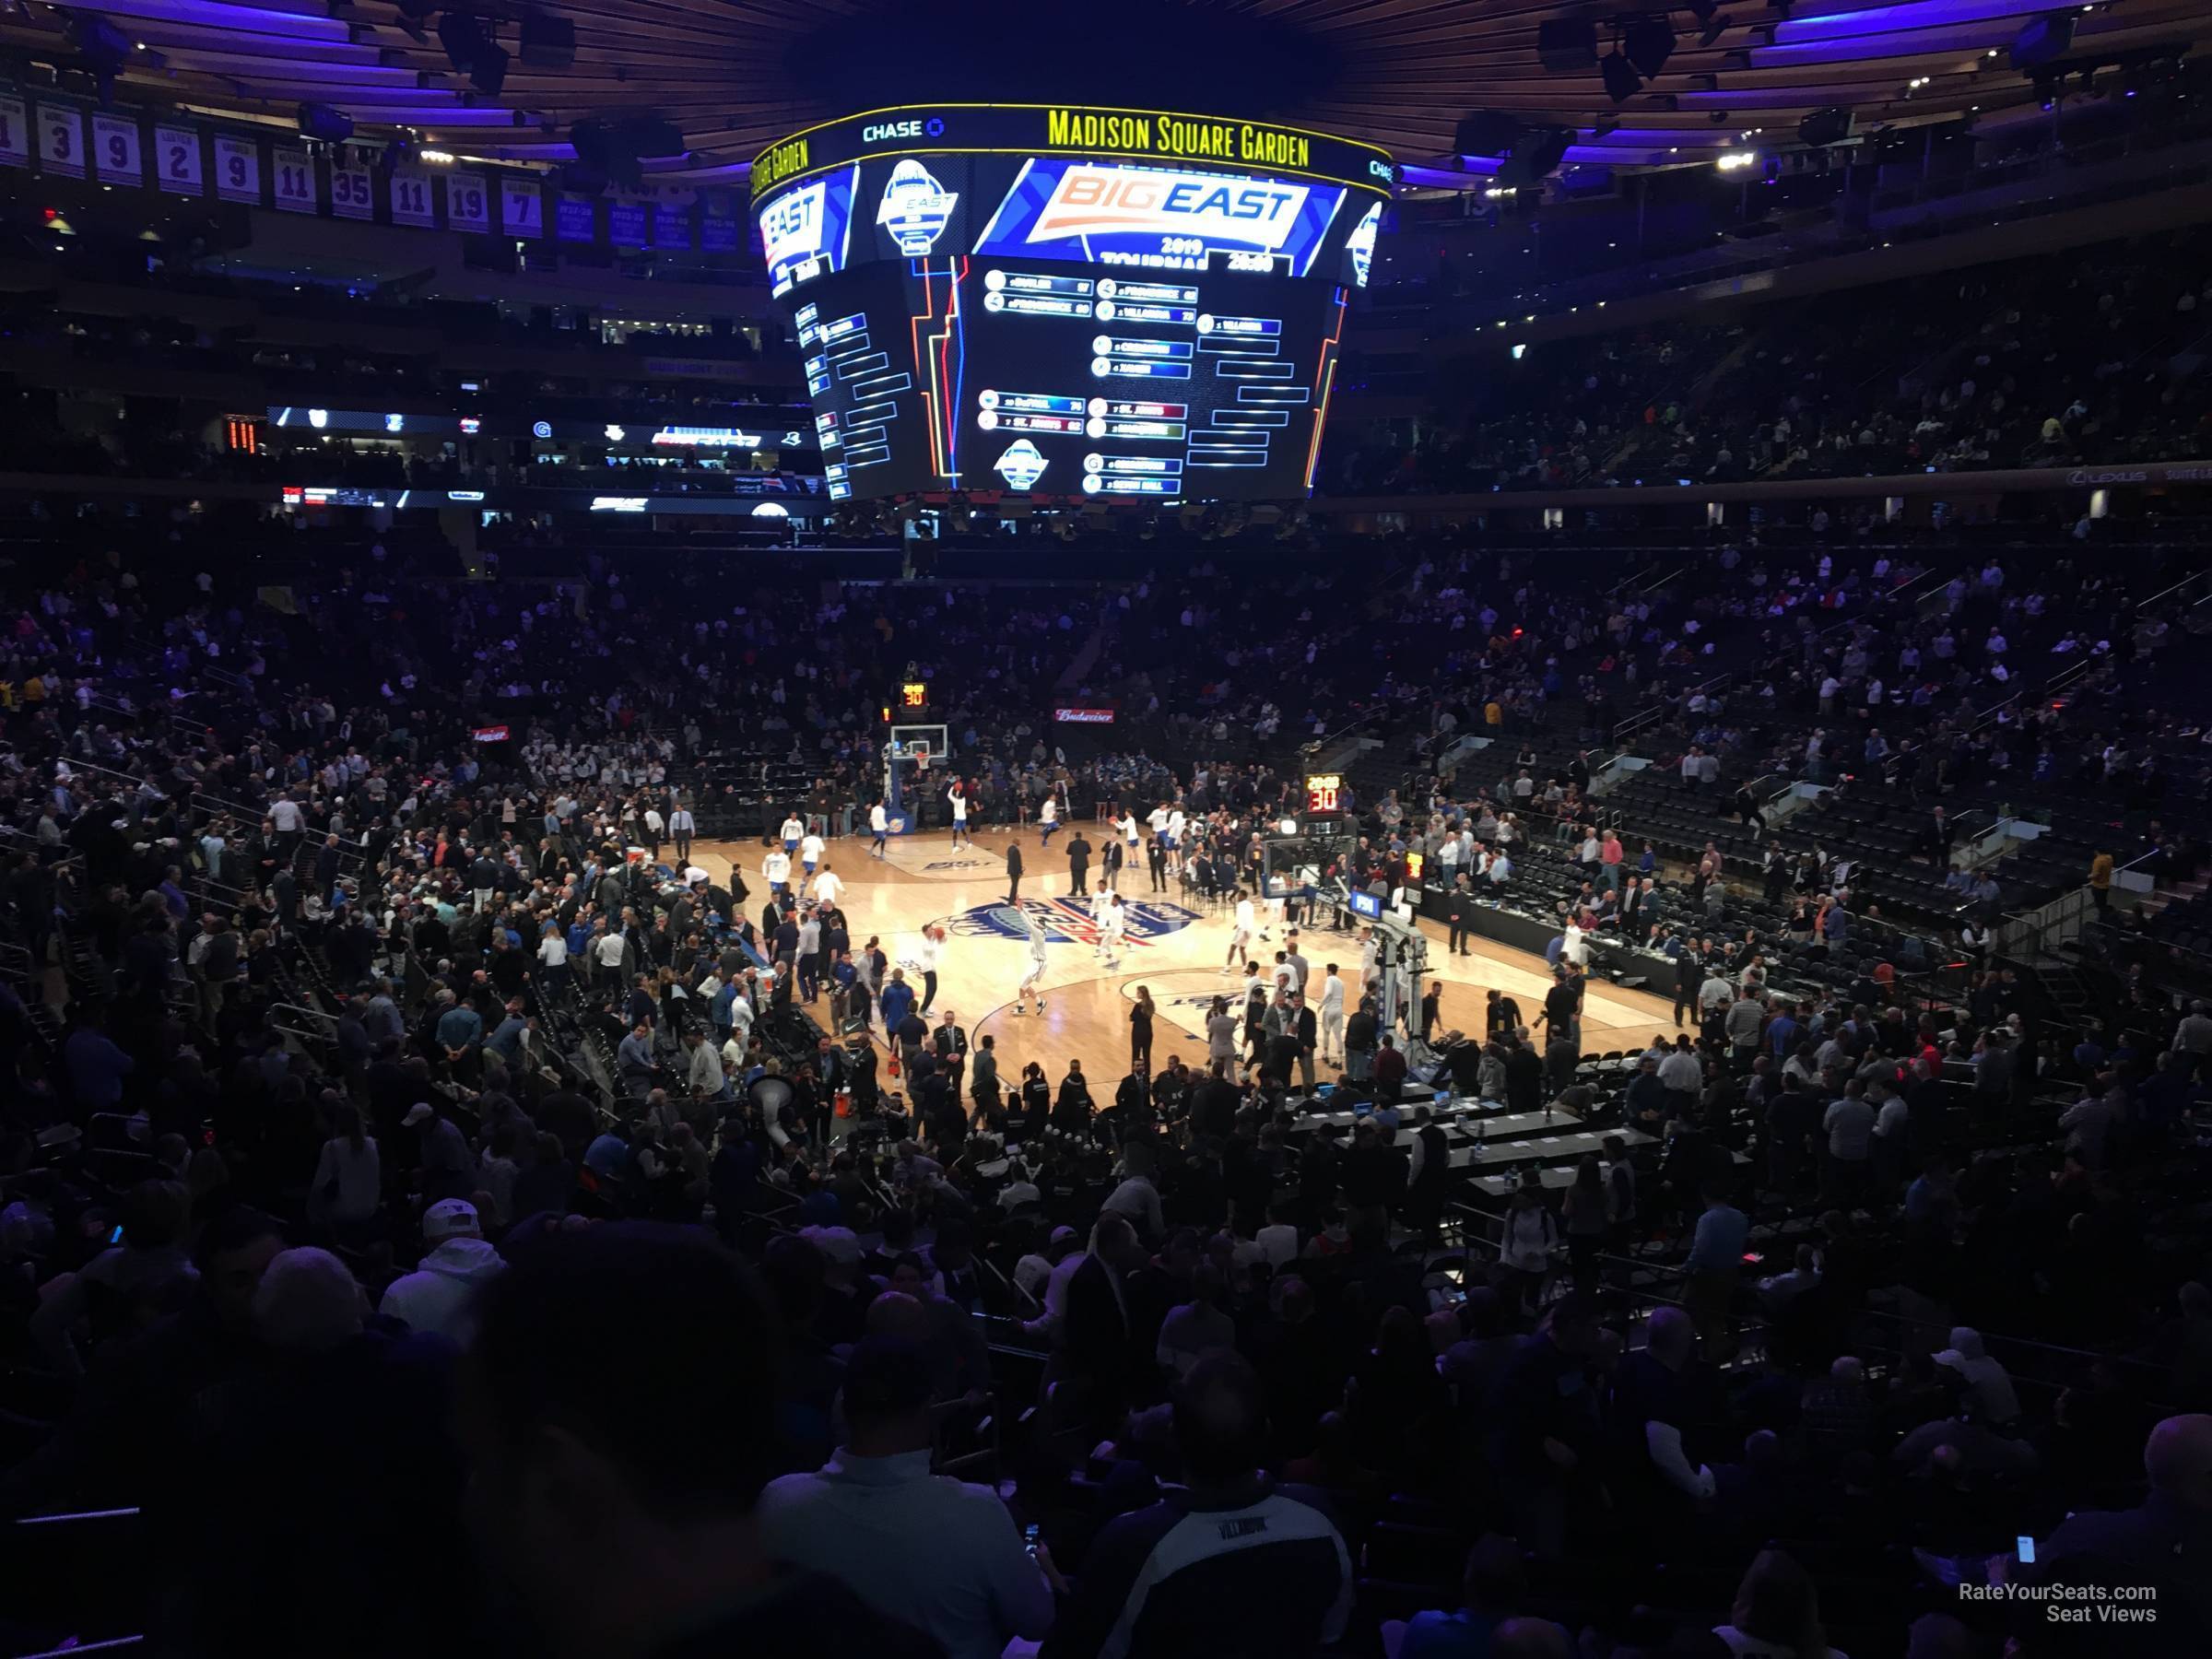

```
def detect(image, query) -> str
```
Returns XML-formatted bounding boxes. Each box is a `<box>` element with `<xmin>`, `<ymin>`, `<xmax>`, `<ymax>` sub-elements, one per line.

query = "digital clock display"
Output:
<box><xmin>1305</xmin><ymin>771</ymin><xmax>1342</xmax><ymax>814</ymax></box>
<box><xmin>900</xmin><ymin>682</ymin><xmax>929</xmax><ymax>709</ymax></box>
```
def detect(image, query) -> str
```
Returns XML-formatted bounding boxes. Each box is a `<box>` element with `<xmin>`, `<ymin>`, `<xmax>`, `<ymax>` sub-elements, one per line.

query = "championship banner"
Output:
<box><xmin>0</xmin><ymin>78</ymin><xmax>741</xmax><ymax>260</ymax></box>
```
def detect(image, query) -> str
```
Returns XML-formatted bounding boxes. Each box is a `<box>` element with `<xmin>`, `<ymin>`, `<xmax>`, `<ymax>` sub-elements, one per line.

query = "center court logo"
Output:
<box><xmin>942</xmin><ymin>897</ymin><xmax>1199</xmax><ymax>948</ymax></box>
<box><xmin>922</xmin><ymin>857</ymin><xmax>994</xmax><ymax>872</ymax></box>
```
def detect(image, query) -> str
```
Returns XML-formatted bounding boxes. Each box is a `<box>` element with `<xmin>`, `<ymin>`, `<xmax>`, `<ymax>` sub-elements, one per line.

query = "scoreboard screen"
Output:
<box><xmin>755</xmin><ymin>105</ymin><xmax>1391</xmax><ymax>504</ymax></box>
<box><xmin>1305</xmin><ymin>771</ymin><xmax>1343</xmax><ymax>815</ymax></box>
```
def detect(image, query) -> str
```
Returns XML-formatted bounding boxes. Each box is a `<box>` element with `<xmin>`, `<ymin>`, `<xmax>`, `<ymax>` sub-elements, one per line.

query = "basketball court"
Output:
<box><xmin>685</xmin><ymin>820</ymin><xmax>1680</xmax><ymax>1091</ymax></box>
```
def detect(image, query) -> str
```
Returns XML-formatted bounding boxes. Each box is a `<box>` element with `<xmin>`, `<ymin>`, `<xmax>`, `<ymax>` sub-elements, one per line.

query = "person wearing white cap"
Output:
<box><xmin>377</xmin><ymin>1198</ymin><xmax>505</xmax><ymax>1347</ymax></box>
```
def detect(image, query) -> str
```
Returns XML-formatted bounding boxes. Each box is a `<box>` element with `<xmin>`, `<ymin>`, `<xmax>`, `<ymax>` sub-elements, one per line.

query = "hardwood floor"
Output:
<box><xmin>688</xmin><ymin>830</ymin><xmax>1682</xmax><ymax>1088</ymax></box>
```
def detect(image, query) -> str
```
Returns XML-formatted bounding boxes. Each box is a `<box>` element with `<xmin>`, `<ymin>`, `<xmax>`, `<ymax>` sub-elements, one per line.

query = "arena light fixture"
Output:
<box><xmin>1601</xmin><ymin>50</ymin><xmax>1644</xmax><ymax>102</ymax></box>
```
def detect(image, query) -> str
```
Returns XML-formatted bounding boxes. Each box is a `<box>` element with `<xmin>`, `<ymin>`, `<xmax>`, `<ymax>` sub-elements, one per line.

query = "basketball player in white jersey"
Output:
<box><xmin>1222</xmin><ymin>888</ymin><xmax>1255</xmax><ymax>973</ymax></box>
<box><xmin>1014</xmin><ymin>909</ymin><xmax>1051</xmax><ymax>1015</ymax></box>
<box><xmin>870</xmin><ymin>800</ymin><xmax>888</xmax><ymax>858</ymax></box>
<box><xmin>1358</xmin><ymin>926</ymin><xmax>1380</xmax><ymax>993</ymax></box>
<box><xmin>1116</xmin><ymin>809</ymin><xmax>1140</xmax><ymax>857</ymax></box>
<box><xmin>799</xmin><ymin>829</ymin><xmax>825</xmax><ymax>874</ymax></box>
<box><xmin>763</xmin><ymin>846</ymin><xmax>793</xmax><ymax>896</ymax></box>
<box><xmin>1099</xmin><ymin>890</ymin><xmax>1127</xmax><ymax>968</ymax></box>
<box><xmin>1164</xmin><ymin>806</ymin><xmax>1187</xmax><ymax>874</ymax></box>
<box><xmin>947</xmin><ymin>781</ymin><xmax>970</xmax><ymax>848</ymax></box>
<box><xmin>1320</xmin><ymin>963</ymin><xmax>1347</xmax><ymax>1068</ymax></box>
<box><xmin>1037</xmin><ymin>791</ymin><xmax>1059</xmax><ymax>848</ymax></box>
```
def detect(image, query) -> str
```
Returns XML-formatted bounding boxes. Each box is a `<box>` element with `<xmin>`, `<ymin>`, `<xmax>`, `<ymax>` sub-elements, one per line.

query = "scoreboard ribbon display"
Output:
<box><xmin>752</xmin><ymin>103</ymin><xmax>1395</xmax><ymax>199</ymax></box>
<box><xmin>756</xmin><ymin>105</ymin><xmax>1391</xmax><ymax>508</ymax></box>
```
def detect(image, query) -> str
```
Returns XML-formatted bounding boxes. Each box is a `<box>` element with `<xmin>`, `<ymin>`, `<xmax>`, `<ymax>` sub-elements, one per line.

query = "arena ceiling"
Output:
<box><xmin>1</xmin><ymin>0</ymin><xmax>2200</xmax><ymax>182</ymax></box>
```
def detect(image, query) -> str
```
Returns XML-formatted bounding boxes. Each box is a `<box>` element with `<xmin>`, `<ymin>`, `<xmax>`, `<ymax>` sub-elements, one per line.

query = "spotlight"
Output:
<box><xmin>438</xmin><ymin>12</ymin><xmax>509</xmax><ymax>93</ymax></box>
<box><xmin>1797</xmin><ymin>105</ymin><xmax>1855</xmax><ymax>147</ymax></box>
<box><xmin>1687</xmin><ymin>0</ymin><xmax>1734</xmax><ymax>47</ymax></box>
<box><xmin>2010</xmin><ymin>13</ymin><xmax>2077</xmax><ymax>70</ymax></box>
<box><xmin>1537</xmin><ymin>18</ymin><xmax>1599</xmax><ymax>72</ymax></box>
<box><xmin>1601</xmin><ymin>51</ymin><xmax>1644</xmax><ymax>103</ymax></box>
<box><xmin>1454</xmin><ymin>111</ymin><xmax>1524</xmax><ymax>157</ymax></box>
<box><xmin>65</xmin><ymin>13</ymin><xmax>135</xmax><ymax>104</ymax></box>
<box><xmin>520</xmin><ymin>13</ymin><xmax>576</xmax><ymax>68</ymax></box>
<box><xmin>297</xmin><ymin>102</ymin><xmax>354</xmax><ymax>145</ymax></box>
<box><xmin>1623</xmin><ymin>17</ymin><xmax>1677</xmax><ymax>78</ymax></box>
<box><xmin>1499</xmin><ymin>126</ymin><xmax>1572</xmax><ymax>185</ymax></box>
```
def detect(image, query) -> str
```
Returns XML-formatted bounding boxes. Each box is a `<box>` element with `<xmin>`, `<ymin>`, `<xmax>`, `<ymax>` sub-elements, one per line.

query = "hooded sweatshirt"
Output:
<box><xmin>377</xmin><ymin>1238</ymin><xmax>506</xmax><ymax>1347</ymax></box>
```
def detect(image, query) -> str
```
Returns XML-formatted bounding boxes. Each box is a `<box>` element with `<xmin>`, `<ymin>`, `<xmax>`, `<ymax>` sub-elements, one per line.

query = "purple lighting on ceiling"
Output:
<box><xmin>83</xmin><ymin>0</ymin><xmax>353</xmax><ymax>43</ymax></box>
<box><xmin>327</xmin><ymin>107</ymin><xmax>526</xmax><ymax>127</ymax></box>
<box><xmin>1778</xmin><ymin>0</ymin><xmax>2051</xmax><ymax>46</ymax></box>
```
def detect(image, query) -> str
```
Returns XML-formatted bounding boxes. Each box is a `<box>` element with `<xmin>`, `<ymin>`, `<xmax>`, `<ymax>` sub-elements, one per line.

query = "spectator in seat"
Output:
<box><xmin>2023</xmin><ymin>1413</ymin><xmax>2212</xmax><ymax>1647</ymax></box>
<box><xmin>1398</xmin><ymin>1532</ymin><xmax>1527</xmax><ymax>1659</ymax></box>
<box><xmin>1712</xmin><ymin>1548</ymin><xmax>1836</xmax><ymax>1659</ymax></box>
<box><xmin>757</xmin><ymin>1334</ymin><xmax>1053</xmax><ymax>1659</ymax></box>
<box><xmin>378</xmin><ymin>1198</ymin><xmax>505</xmax><ymax>1347</ymax></box>
<box><xmin>1040</xmin><ymin>1351</ymin><xmax>1352</xmax><ymax>1659</ymax></box>
<box><xmin>459</xmin><ymin>1222</ymin><xmax>938</xmax><ymax>1659</ymax></box>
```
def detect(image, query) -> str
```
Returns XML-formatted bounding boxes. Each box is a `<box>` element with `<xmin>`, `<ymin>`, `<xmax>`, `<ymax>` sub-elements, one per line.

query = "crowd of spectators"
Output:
<box><xmin>0</xmin><ymin>512</ymin><xmax>2206</xmax><ymax>1659</ymax></box>
<box><xmin>1328</xmin><ymin>228</ymin><xmax>2212</xmax><ymax>494</ymax></box>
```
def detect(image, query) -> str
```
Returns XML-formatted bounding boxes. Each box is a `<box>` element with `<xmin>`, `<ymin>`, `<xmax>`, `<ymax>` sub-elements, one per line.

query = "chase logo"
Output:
<box><xmin>863</xmin><ymin>117</ymin><xmax>940</xmax><ymax>143</ymax></box>
<box><xmin>943</xmin><ymin>898</ymin><xmax>1199</xmax><ymax>947</ymax></box>
<box><xmin>1368</xmin><ymin>159</ymin><xmax>1395</xmax><ymax>184</ymax></box>
<box><xmin>1030</xmin><ymin>166</ymin><xmax>1309</xmax><ymax>251</ymax></box>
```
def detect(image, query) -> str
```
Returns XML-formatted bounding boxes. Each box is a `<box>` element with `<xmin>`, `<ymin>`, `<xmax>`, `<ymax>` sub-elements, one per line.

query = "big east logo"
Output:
<box><xmin>759</xmin><ymin>182</ymin><xmax>826</xmax><ymax>271</ymax></box>
<box><xmin>1030</xmin><ymin>166</ymin><xmax>1309</xmax><ymax>252</ymax></box>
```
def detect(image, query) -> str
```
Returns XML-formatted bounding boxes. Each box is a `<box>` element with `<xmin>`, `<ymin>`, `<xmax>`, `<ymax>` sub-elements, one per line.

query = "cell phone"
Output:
<box><xmin>108</xmin><ymin>1225</ymin><xmax>124</xmax><ymax>1244</ymax></box>
<box><xmin>2016</xmin><ymin>1535</ymin><xmax>2036</xmax><ymax>1565</ymax></box>
<box><xmin>1023</xmin><ymin>1523</ymin><xmax>1041</xmax><ymax>1560</ymax></box>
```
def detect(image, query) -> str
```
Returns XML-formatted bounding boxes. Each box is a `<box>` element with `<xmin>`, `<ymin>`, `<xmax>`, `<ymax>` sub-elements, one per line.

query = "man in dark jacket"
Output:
<box><xmin>1006</xmin><ymin>835</ymin><xmax>1024</xmax><ymax>903</ymax></box>
<box><xmin>1673</xmin><ymin>939</ymin><xmax>1702</xmax><ymax>1028</ymax></box>
<box><xmin>1065</xmin><ymin>830</ymin><xmax>1092</xmax><ymax>896</ymax></box>
<box><xmin>1344</xmin><ymin>999</ymin><xmax>1379</xmax><ymax>1083</ymax></box>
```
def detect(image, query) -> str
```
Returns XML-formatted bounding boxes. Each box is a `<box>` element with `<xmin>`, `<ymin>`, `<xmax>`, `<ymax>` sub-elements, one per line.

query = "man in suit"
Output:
<box><xmin>314</xmin><ymin>832</ymin><xmax>343</xmax><ymax>898</ymax></box>
<box><xmin>1673</xmin><ymin>938</ymin><xmax>1702</xmax><ymax>1029</ymax></box>
<box><xmin>929</xmin><ymin>1008</ymin><xmax>969</xmax><ymax>1096</ymax></box>
<box><xmin>1006</xmin><ymin>834</ymin><xmax>1025</xmax><ymax>903</ymax></box>
<box><xmin>1444</xmin><ymin>875</ymin><xmax>1474</xmax><ymax>956</ymax></box>
<box><xmin>1065</xmin><ymin>829</ymin><xmax>1092</xmax><ymax>896</ymax></box>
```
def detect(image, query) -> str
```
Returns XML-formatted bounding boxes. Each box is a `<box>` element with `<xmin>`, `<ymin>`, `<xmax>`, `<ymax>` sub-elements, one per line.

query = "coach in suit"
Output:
<box><xmin>1444</xmin><ymin>876</ymin><xmax>1475</xmax><ymax>956</ymax></box>
<box><xmin>1006</xmin><ymin>836</ymin><xmax>1024</xmax><ymax>903</ymax></box>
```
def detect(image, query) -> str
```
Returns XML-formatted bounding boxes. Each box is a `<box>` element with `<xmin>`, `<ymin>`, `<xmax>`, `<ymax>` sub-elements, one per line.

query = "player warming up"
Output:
<box><xmin>1013</xmin><ymin>908</ymin><xmax>1051</xmax><ymax>1016</ymax></box>
<box><xmin>947</xmin><ymin>780</ymin><xmax>971</xmax><ymax>848</ymax></box>
<box><xmin>1222</xmin><ymin>888</ymin><xmax>1255</xmax><ymax>974</ymax></box>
